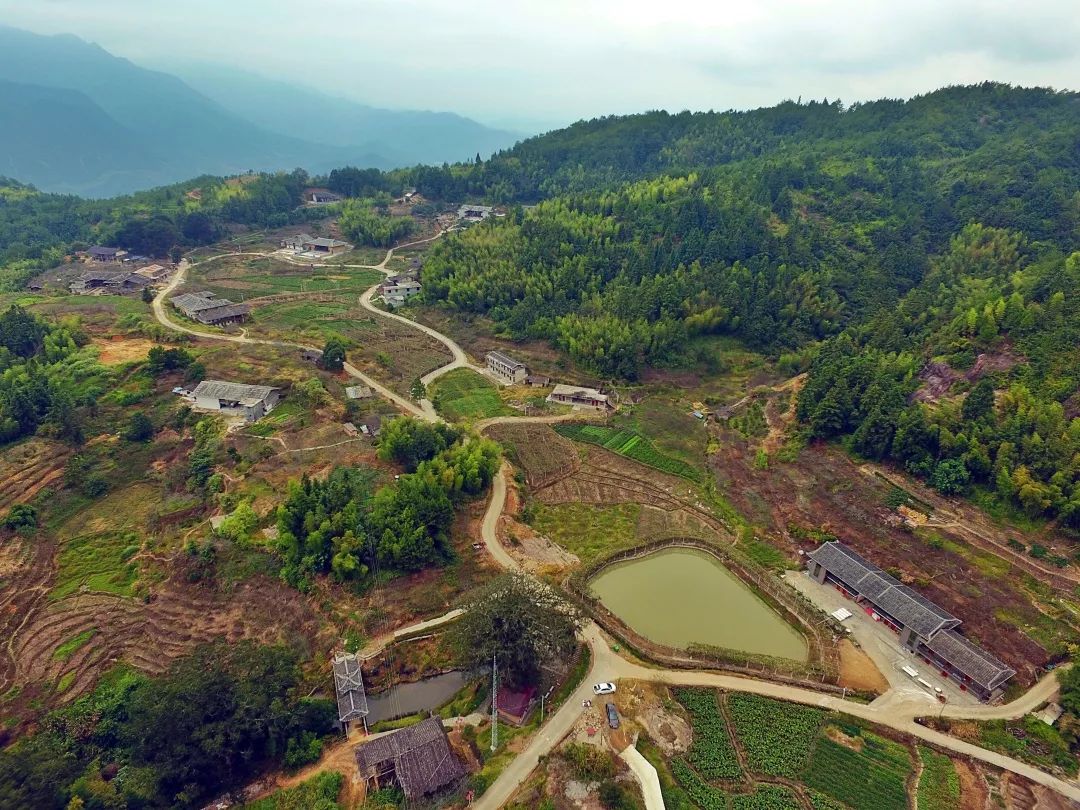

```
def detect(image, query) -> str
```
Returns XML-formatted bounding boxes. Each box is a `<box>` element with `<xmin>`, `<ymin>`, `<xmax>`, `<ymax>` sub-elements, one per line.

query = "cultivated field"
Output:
<box><xmin>430</xmin><ymin>367</ymin><xmax>514</xmax><ymax>421</ymax></box>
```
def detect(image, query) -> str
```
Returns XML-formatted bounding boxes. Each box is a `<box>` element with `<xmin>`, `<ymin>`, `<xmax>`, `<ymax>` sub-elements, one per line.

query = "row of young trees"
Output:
<box><xmin>274</xmin><ymin>417</ymin><xmax>500</xmax><ymax>590</ymax></box>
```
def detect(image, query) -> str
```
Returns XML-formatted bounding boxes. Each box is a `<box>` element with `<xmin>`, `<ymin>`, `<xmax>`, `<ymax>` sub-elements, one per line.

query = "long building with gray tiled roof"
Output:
<box><xmin>806</xmin><ymin>541</ymin><xmax>1014</xmax><ymax>701</ymax></box>
<box><xmin>355</xmin><ymin>715</ymin><xmax>465</xmax><ymax>800</ymax></box>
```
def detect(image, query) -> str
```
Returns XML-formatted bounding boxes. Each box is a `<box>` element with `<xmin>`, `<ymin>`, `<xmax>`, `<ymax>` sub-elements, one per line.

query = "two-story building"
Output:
<box><xmin>486</xmin><ymin>351</ymin><xmax>528</xmax><ymax>384</ymax></box>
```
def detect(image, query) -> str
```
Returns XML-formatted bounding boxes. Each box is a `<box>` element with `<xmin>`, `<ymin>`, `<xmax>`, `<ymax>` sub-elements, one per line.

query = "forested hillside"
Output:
<box><xmin>2</xmin><ymin>83</ymin><xmax>1079</xmax><ymax>527</ymax></box>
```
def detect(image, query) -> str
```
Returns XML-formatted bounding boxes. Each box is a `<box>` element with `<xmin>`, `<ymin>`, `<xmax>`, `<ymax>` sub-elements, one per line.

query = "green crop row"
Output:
<box><xmin>802</xmin><ymin>735</ymin><xmax>909</xmax><ymax>810</ymax></box>
<box><xmin>675</xmin><ymin>688</ymin><xmax>742</xmax><ymax>780</ymax></box>
<box><xmin>555</xmin><ymin>424</ymin><xmax>702</xmax><ymax>481</ymax></box>
<box><xmin>727</xmin><ymin>693</ymin><xmax>823</xmax><ymax>778</ymax></box>
<box><xmin>730</xmin><ymin>785</ymin><xmax>801</xmax><ymax>809</ymax></box>
<box><xmin>671</xmin><ymin>759</ymin><xmax>728</xmax><ymax>810</ymax></box>
<box><xmin>916</xmin><ymin>746</ymin><xmax>960</xmax><ymax>810</ymax></box>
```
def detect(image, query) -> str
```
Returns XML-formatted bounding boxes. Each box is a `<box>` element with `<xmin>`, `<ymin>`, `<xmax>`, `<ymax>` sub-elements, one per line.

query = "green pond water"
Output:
<box><xmin>589</xmin><ymin>547</ymin><xmax>807</xmax><ymax>661</ymax></box>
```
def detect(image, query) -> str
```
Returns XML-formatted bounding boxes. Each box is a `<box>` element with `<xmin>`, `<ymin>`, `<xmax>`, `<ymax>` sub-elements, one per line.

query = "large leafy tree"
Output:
<box><xmin>449</xmin><ymin>573</ymin><xmax>582</xmax><ymax>688</ymax></box>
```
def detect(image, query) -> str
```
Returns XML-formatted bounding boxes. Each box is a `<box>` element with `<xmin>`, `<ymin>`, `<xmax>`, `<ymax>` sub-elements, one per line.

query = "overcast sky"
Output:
<box><xmin>3</xmin><ymin>0</ymin><xmax>1079</xmax><ymax>132</ymax></box>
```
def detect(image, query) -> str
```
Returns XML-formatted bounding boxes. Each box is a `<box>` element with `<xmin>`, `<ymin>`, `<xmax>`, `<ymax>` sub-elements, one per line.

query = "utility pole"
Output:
<box><xmin>490</xmin><ymin>653</ymin><xmax>498</xmax><ymax>752</ymax></box>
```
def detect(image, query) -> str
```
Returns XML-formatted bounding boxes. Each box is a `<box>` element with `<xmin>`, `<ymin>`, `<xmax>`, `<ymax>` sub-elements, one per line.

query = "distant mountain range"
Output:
<box><xmin>0</xmin><ymin>26</ymin><xmax>521</xmax><ymax>197</ymax></box>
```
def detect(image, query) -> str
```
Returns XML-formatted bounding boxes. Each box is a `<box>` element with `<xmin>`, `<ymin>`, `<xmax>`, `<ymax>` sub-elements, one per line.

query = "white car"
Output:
<box><xmin>593</xmin><ymin>682</ymin><xmax>616</xmax><ymax>695</ymax></box>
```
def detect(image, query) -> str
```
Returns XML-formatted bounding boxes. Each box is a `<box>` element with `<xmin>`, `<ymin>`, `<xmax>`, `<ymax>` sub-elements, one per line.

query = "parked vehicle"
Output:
<box><xmin>605</xmin><ymin>702</ymin><xmax>620</xmax><ymax>729</ymax></box>
<box><xmin>593</xmin><ymin>682</ymin><xmax>616</xmax><ymax>695</ymax></box>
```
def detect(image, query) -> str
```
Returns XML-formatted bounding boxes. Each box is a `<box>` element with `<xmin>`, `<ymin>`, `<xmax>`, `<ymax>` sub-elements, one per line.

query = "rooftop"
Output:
<box><xmin>924</xmin><ymin>629</ymin><xmax>1016</xmax><ymax>691</ymax></box>
<box><xmin>193</xmin><ymin>303</ymin><xmax>250</xmax><ymax>324</ymax></box>
<box><xmin>549</xmin><ymin>383</ymin><xmax>607</xmax><ymax>401</ymax></box>
<box><xmin>355</xmin><ymin>716</ymin><xmax>465</xmax><ymax>799</ymax></box>
<box><xmin>496</xmin><ymin>685</ymin><xmax>536</xmax><ymax>719</ymax></box>
<box><xmin>486</xmin><ymin>350</ymin><xmax>526</xmax><ymax>370</ymax></box>
<box><xmin>191</xmin><ymin>380</ymin><xmax>277</xmax><ymax>406</ymax></box>
<box><xmin>332</xmin><ymin>653</ymin><xmax>369</xmax><ymax>723</ymax></box>
<box><xmin>806</xmin><ymin>542</ymin><xmax>960</xmax><ymax>639</ymax></box>
<box><xmin>170</xmin><ymin>291</ymin><xmax>225</xmax><ymax>313</ymax></box>
<box><xmin>303</xmin><ymin>237</ymin><xmax>350</xmax><ymax>248</ymax></box>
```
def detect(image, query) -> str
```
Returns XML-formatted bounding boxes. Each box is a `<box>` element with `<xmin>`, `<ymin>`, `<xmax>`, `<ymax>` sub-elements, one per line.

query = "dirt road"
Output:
<box><xmin>151</xmin><ymin>260</ymin><xmax>432</xmax><ymax>421</ymax></box>
<box><xmin>166</xmin><ymin>241</ymin><xmax>1079</xmax><ymax>806</ymax></box>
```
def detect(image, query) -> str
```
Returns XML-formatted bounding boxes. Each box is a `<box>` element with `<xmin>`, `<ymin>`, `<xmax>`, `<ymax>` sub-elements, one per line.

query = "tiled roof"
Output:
<box><xmin>806</xmin><ymin>542</ymin><xmax>960</xmax><ymax>639</ymax></box>
<box><xmin>924</xmin><ymin>630</ymin><xmax>1016</xmax><ymax>690</ymax></box>
<box><xmin>191</xmin><ymin>380</ymin><xmax>276</xmax><ymax>405</ymax></box>
<box><xmin>355</xmin><ymin>716</ymin><xmax>464</xmax><ymax>799</ymax></box>
<box><xmin>486</xmin><ymin>351</ymin><xmax>525</xmax><ymax>370</ymax></box>
<box><xmin>332</xmin><ymin>653</ymin><xmax>369</xmax><ymax>722</ymax></box>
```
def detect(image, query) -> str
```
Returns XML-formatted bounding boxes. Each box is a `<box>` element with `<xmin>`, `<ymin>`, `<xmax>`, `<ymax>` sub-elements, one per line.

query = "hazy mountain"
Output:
<box><xmin>0</xmin><ymin>80</ymin><xmax>164</xmax><ymax>196</ymax></box>
<box><xmin>157</xmin><ymin>63</ymin><xmax>524</xmax><ymax>167</ymax></box>
<box><xmin>0</xmin><ymin>27</ymin><xmax>517</xmax><ymax>197</ymax></box>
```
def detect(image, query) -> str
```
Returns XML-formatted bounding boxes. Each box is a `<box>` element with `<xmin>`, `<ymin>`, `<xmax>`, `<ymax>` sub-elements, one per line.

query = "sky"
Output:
<box><xmin>3</xmin><ymin>0</ymin><xmax>1079</xmax><ymax>133</ymax></box>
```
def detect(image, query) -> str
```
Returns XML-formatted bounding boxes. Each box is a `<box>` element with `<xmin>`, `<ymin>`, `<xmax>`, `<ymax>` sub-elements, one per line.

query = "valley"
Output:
<box><xmin>0</xmin><ymin>80</ymin><xmax>1079</xmax><ymax>810</ymax></box>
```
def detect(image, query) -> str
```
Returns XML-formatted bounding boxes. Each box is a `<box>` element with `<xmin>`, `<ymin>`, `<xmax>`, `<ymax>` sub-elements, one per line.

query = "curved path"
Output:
<box><xmin>472</xmin><ymin>465</ymin><xmax>1080</xmax><ymax>807</ymax></box>
<box><xmin>162</xmin><ymin>242</ymin><xmax>1079</xmax><ymax>806</ymax></box>
<box><xmin>152</xmin><ymin>258</ymin><xmax>432</xmax><ymax>421</ymax></box>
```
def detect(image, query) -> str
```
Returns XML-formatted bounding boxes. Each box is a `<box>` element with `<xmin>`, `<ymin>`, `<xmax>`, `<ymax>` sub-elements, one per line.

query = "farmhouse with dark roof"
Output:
<box><xmin>806</xmin><ymin>541</ymin><xmax>1015</xmax><ymax>700</ymax></box>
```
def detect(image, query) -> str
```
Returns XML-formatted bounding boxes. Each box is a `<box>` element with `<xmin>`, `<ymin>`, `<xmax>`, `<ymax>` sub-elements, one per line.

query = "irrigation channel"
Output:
<box><xmin>589</xmin><ymin>546</ymin><xmax>808</xmax><ymax>662</ymax></box>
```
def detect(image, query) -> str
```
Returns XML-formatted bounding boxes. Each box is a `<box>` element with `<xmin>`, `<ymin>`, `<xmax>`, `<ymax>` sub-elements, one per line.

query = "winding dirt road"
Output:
<box><xmin>156</xmin><ymin>240</ymin><xmax>1080</xmax><ymax>806</ymax></box>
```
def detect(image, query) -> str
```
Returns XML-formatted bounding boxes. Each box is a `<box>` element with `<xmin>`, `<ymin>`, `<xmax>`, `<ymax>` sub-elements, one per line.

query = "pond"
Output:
<box><xmin>589</xmin><ymin>547</ymin><xmax>807</xmax><ymax>661</ymax></box>
<box><xmin>365</xmin><ymin>670</ymin><xmax>473</xmax><ymax>723</ymax></box>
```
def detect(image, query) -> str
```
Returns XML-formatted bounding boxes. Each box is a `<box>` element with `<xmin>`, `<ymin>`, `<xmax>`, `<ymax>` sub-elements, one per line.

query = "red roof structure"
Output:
<box><xmin>496</xmin><ymin>685</ymin><xmax>536</xmax><ymax>725</ymax></box>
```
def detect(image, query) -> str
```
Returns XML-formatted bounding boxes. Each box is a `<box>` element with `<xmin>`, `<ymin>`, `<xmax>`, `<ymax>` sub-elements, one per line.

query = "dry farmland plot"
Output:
<box><xmin>0</xmin><ymin>437</ymin><xmax>74</xmax><ymax>513</ymax></box>
<box><xmin>486</xmin><ymin>423</ymin><xmax>580</xmax><ymax>489</ymax></box>
<box><xmin>188</xmin><ymin>255</ymin><xmax>382</xmax><ymax>300</ymax></box>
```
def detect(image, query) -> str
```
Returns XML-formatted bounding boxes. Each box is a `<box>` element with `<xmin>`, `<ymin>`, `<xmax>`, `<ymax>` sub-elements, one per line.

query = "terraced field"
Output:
<box><xmin>555</xmin><ymin>423</ymin><xmax>702</xmax><ymax>481</ymax></box>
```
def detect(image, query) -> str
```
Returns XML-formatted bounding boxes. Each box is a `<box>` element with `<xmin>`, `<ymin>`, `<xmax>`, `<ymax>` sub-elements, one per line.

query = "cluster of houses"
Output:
<box><xmin>484</xmin><ymin>350</ymin><xmax>613</xmax><ymax>411</ymax></box>
<box><xmin>170</xmin><ymin>291</ymin><xmax>250</xmax><ymax>326</ymax></box>
<box><xmin>64</xmin><ymin>247</ymin><xmax>172</xmax><ymax>296</ymax></box>
<box><xmin>279</xmin><ymin>233</ymin><xmax>352</xmax><ymax>256</ymax></box>
<box><xmin>806</xmin><ymin>541</ymin><xmax>1015</xmax><ymax>701</ymax></box>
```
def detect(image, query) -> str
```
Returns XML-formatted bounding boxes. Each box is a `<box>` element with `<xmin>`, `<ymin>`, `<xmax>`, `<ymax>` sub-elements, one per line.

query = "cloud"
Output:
<box><xmin>1</xmin><ymin>0</ymin><xmax>1078</xmax><ymax>128</ymax></box>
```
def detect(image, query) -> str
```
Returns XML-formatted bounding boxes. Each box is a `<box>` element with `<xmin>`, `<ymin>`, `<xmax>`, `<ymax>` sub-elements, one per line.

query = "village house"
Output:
<box><xmin>354</xmin><ymin>716</ymin><xmax>465</xmax><ymax>802</ymax></box>
<box><xmin>345</xmin><ymin>384</ymin><xmax>373</xmax><ymax>400</ymax></box>
<box><xmin>301</xmin><ymin>236</ymin><xmax>351</xmax><ymax>255</ymax></box>
<box><xmin>134</xmin><ymin>264</ymin><xmax>168</xmax><ymax>281</ymax></box>
<box><xmin>547</xmin><ymin>383</ymin><xmax>611</xmax><ymax>410</ymax></box>
<box><xmin>170</xmin><ymin>291</ymin><xmax>250</xmax><ymax>326</ymax></box>
<box><xmin>379</xmin><ymin>275</ymin><xmax>422</xmax><ymax>308</ymax></box>
<box><xmin>305</xmin><ymin>188</ymin><xmax>344</xmax><ymax>204</ymax></box>
<box><xmin>189</xmin><ymin>380</ymin><xmax>280</xmax><ymax>422</ymax></box>
<box><xmin>525</xmin><ymin>374</ymin><xmax>551</xmax><ymax>387</ymax></box>
<box><xmin>496</xmin><ymin>685</ymin><xmax>537</xmax><ymax>726</ymax></box>
<box><xmin>359</xmin><ymin>415</ymin><xmax>382</xmax><ymax>437</ymax></box>
<box><xmin>69</xmin><ymin>269</ymin><xmax>150</xmax><ymax>295</ymax></box>
<box><xmin>457</xmin><ymin>204</ymin><xmax>494</xmax><ymax>221</ymax></box>
<box><xmin>281</xmin><ymin>233</ymin><xmax>315</xmax><ymax>251</ymax></box>
<box><xmin>806</xmin><ymin>541</ymin><xmax>1015</xmax><ymax>701</ymax></box>
<box><xmin>486</xmin><ymin>351</ymin><xmax>528</xmax><ymax>384</ymax></box>
<box><xmin>87</xmin><ymin>246</ymin><xmax>124</xmax><ymax>263</ymax></box>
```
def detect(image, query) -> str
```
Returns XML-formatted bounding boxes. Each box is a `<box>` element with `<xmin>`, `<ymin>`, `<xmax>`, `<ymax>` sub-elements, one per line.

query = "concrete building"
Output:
<box><xmin>379</xmin><ymin>275</ymin><xmax>422</xmax><ymax>308</ymax></box>
<box><xmin>806</xmin><ymin>541</ymin><xmax>1015</xmax><ymax>701</ymax></box>
<box><xmin>190</xmin><ymin>380</ymin><xmax>280</xmax><ymax>421</ymax></box>
<box><xmin>547</xmin><ymin>384</ymin><xmax>611</xmax><ymax>410</ymax></box>
<box><xmin>281</xmin><ymin>233</ymin><xmax>315</xmax><ymax>251</ymax></box>
<box><xmin>486</xmin><ymin>351</ymin><xmax>528</xmax><ymax>384</ymax></box>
